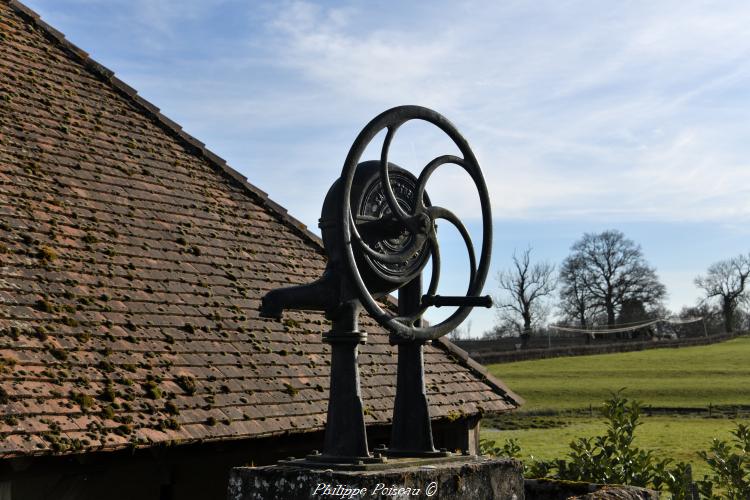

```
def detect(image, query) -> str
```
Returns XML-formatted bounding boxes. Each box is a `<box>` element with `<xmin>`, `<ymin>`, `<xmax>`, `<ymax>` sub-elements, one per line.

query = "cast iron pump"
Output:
<box><xmin>260</xmin><ymin>105</ymin><xmax>493</xmax><ymax>467</ymax></box>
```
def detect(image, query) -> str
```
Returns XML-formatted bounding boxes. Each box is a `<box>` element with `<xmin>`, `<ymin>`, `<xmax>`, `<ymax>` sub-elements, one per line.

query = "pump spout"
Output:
<box><xmin>259</xmin><ymin>268</ymin><xmax>339</xmax><ymax>319</ymax></box>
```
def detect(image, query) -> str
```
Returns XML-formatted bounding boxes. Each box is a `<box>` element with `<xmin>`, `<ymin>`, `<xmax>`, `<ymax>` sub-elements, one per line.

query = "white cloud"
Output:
<box><xmin>270</xmin><ymin>2</ymin><xmax>460</xmax><ymax>107</ymax></box>
<box><xmin>255</xmin><ymin>1</ymin><xmax>750</xmax><ymax>225</ymax></box>
<box><xmin>28</xmin><ymin>0</ymin><xmax>750</xmax><ymax>229</ymax></box>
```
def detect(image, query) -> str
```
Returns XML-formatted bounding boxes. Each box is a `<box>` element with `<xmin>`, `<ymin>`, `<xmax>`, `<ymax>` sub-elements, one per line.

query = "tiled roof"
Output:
<box><xmin>0</xmin><ymin>0</ymin><xmax>518</xmax><ymax>458</ymax></box>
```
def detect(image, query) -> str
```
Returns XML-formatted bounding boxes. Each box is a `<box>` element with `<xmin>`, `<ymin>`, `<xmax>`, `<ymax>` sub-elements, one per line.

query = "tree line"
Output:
<box><xmin>480</xmin><ymin>229</ymin><xmax>749</xmax><ymax>342</ymax></box>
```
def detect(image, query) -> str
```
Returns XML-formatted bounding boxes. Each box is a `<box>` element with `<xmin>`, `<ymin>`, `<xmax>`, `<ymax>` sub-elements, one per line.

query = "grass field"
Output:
<box><xmin>482</xmin><ymin>336</ymin><xmax>750</xmax><ymax>478</ymax></box>
<box><xmin>482</xmin><ymin>416</ymin><xmax>741</xmax><ymax>478</ymax></box>
<box><xmin>489</xmin><ymin>336</ymin><xmax>750</xmax><ymax>412</ymax></box>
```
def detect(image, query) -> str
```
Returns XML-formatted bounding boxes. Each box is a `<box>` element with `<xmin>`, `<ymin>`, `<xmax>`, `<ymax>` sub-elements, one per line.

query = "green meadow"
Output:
<box><xmin>483</xmin><ymin>336</ymin><xmax>750</xmax><ymax>478</ymax></box>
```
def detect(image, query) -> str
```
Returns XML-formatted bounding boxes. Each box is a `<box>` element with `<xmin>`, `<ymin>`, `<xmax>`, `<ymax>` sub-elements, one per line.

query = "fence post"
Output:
<box><xmin>684</xmin><ymin>464</ymin><xmax>700</xmax><ymax>500</ymax></box>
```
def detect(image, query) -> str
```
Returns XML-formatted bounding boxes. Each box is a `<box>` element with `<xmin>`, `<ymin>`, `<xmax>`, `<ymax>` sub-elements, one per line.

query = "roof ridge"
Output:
<box><xmin>5</xmin><ymin>0</ymin><xmax>324</xmax><ymax>253</ymax></box>
<box><xmin>4</xmin><ymin>0</ymin><xmax>520</xmax><ymax>410</ymax></box>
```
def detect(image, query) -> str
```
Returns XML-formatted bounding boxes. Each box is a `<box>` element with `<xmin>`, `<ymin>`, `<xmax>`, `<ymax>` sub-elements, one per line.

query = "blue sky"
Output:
<box><xmin>26</xmin><ymin>0</ymin><xmax>750</xmax><ymax>336</ymax></box>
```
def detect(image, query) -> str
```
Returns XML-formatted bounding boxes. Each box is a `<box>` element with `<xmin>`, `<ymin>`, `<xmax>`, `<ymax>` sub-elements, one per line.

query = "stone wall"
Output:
<box><xmin>228</xmin><ymin>457</ymin><xmax>524</xmax><ymax>500</ymax></box>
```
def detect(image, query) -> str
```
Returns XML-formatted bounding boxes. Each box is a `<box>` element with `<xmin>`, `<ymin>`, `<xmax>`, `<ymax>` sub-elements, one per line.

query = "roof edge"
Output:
<box><xmin>384</xmin><ymin>290</ymin><xmax>520</xmax><ymax>409</ymax></box>
<box><xmin>5</xmin><ymin>0</ymin><xmax>324</xmax><ymax>252</ymax></box>
<box><xmin>0</xmin><ymin>413</ymin><xmax>484</xmax><ymax>461</ymax></box>
<box><xmin>435</xmin><ymin>337</ymin><xmax>524</xmax><ymax>408</ymax></box>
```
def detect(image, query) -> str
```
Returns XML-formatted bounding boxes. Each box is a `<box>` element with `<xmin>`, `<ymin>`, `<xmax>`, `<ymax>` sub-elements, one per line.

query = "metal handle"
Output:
<box><xmin>420</xmin><ymin>295</ymin><xmax>493</xmax><ymax>308</ymax></box>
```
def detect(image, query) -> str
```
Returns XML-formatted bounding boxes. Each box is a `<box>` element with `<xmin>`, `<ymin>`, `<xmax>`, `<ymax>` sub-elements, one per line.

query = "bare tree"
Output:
<box><xmin>447</xmin><ymin>320</ymin><xmax>471</xmax><ymax>342</ymax></box>
<box><xmin>558</xmin><ymin>255</ymin><xmax>601</xmax><ymax>327</ymax></box>
<box><xmin>495</xmin><ymin>247</ymin><xmax>556</xmax><ymax>347</ymax></box>
<box><xmin>481</xmin><ymin>325</ymin><xmax>503</xmax><ymax>339</ymax></box>
<box><xmin>679</xmin><ymin>303</ymin><xmax>722</xmax><ymax>335</ymax></box>
<box><xmin>447</xmin><ymin>327</ymin><xmax>463</xmax><ymax>342</ymax></box>
<box><xmin>560</xmin><ymin>230</ymin><xmax>666</xmax><ymax>326</ymax></box>
<box><xmin>695</xmin><ymin>254</ymin><xmax>750</xmax><ymax>333</ymax></box>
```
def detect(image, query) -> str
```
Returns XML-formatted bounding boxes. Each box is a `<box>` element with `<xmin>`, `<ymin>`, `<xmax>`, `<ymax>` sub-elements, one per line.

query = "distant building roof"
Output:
<box><xmin>0</xmin><ymin>0</ymin><xmax>519</xmax><ymax>459</ymax></box>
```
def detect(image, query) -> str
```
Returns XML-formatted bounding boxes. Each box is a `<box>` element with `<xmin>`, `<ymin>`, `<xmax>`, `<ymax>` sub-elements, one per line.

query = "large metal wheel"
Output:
<box><xmin>340</xmin><ymin>105</ymin><xmax>493</xmax><ymax>341</ymax></box>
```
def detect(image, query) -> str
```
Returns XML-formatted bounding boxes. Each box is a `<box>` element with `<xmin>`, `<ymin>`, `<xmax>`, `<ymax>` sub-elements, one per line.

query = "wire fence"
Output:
<box><xmin>454</xmin><ymin>317</ymin><xmax>713</xmax><ymax>354</ymax></box>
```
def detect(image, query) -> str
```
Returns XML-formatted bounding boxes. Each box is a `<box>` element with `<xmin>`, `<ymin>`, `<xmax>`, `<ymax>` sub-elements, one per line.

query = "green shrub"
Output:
<box><xmin>486</xmin><ymin>390</ymin><xmax>695</xmax><ymax>498</ymax></box>
<box><xmin>696</xmin><ymin>423</ymin><xmax>750</xmax><ymax>500</ymax></box>
<box><xmin>524</xmin><ymin>390</ymin><xmax>675</xmax><ymax>488</ymax></box>
<box><xmin>479</xmin><ymin>437</ymin><xmax>521</xmax><ymax>459</ymax></box>
<box><xmin>483</xmin><ymin>391</ymin><xmax>750</xmax><ymax>499</ymax></box>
